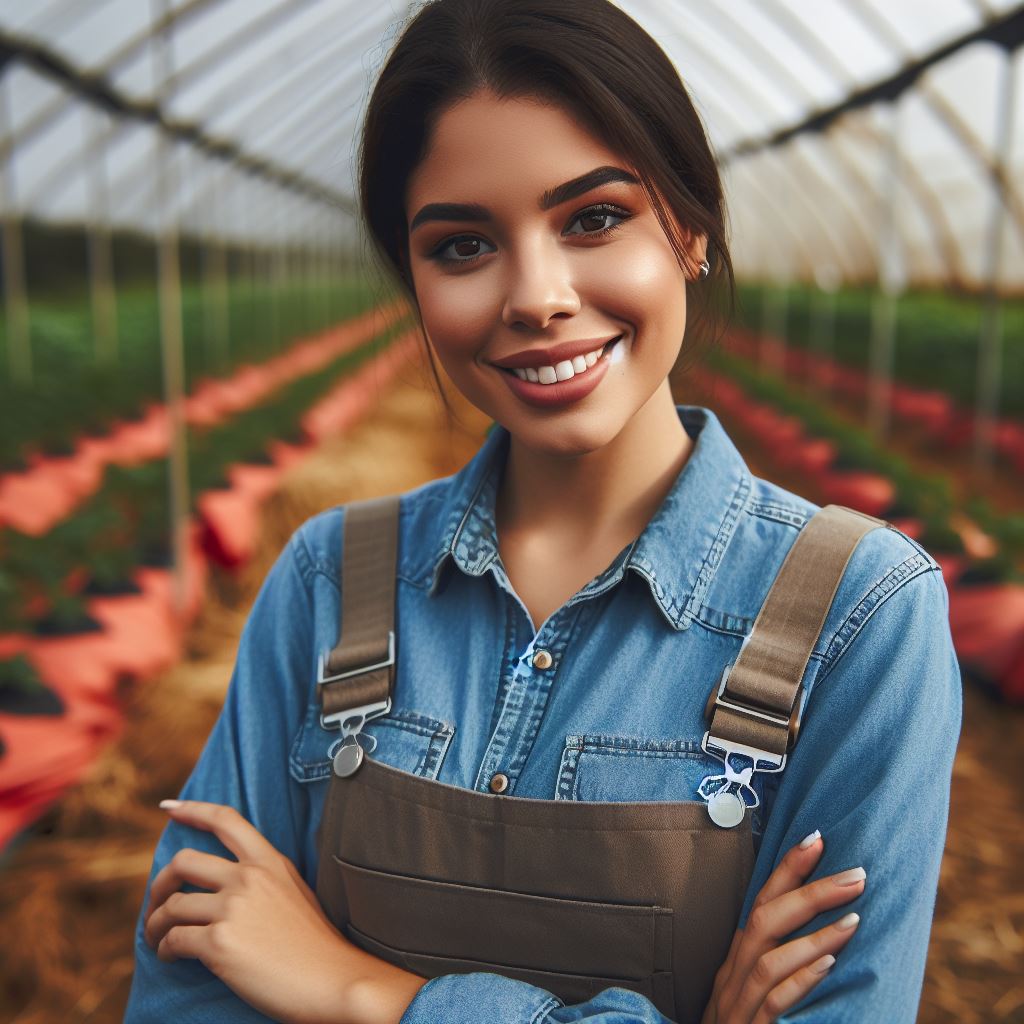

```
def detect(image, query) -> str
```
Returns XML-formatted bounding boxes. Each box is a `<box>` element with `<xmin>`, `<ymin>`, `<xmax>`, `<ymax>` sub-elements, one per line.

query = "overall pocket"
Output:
<box><xmin>288</xmin><ymin>704</ymin><xmax>454</xmax><ymax>784</ymax></box>
<box><xmin>332</xmin><ymin>854</ymin><xmax>676</xmax><ymax>1018</ymax></box>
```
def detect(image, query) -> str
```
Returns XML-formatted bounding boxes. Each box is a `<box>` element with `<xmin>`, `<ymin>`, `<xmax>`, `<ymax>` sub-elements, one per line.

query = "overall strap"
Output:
<box><xmin>317</xmin><ymin>494</ymin><xmax>401</xmax><ymax>726</ymax></box>
<box><xmin>705</xmin><ymin>503</ymin><xmax>891</xmax><ymax>760</ymax></box>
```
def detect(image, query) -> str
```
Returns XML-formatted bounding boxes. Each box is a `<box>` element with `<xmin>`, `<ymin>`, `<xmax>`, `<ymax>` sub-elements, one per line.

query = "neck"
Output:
<box><xmin>495</xmin><ymin>381</ymin><xmax>693</xmax><ymax>546</ymax></box>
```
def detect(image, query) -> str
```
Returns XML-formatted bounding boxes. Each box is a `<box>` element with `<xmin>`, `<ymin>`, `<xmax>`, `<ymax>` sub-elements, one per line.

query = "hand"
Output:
<box><xmin>700</xmin><ymin>830</ymin><xmax>865</xmax><ymax>1024</ymax></box>
<box><xmin>144</xmin><ymin>799</ymin><xmax>428</xmax><ymax>1024</ymax></box>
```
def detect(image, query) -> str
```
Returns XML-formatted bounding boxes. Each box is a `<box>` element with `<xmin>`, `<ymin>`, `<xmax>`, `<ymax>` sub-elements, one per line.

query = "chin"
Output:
<box><xmin>506</xmin><ymin>413</ymin><xmax>625</xmax><ymax>459</ymax></box>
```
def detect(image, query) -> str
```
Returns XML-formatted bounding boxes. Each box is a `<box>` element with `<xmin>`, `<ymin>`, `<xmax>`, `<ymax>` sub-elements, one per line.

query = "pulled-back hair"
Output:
<box><xmin>359</xmin><ymin>0</ymin><xmax>734</xmax><ymax>396</ymax></box>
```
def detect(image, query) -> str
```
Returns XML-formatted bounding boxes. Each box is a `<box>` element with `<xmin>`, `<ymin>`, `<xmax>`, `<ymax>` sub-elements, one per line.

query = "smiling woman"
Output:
<box><xmin>125</xmin><ymin>3</ymin><xmax>961</xmax><ymax>1024</ymax></box>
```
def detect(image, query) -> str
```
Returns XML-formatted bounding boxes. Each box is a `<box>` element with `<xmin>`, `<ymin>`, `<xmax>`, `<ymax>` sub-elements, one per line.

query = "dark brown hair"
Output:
<box><xmin>358</xmin><ymin>0</ymin><xmax>735</xmax><ymax>404</ymax></box>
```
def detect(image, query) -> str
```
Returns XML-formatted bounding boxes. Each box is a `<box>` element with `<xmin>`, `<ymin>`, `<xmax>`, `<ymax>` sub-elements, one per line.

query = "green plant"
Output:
<box><xmin>0</xmin><ymin>654</ymin><xmax>65</xmax><ymax>715</ymax></box>
<box><xmin>0</xmin><ymin>321</ymin><xmax>407</xmax><ymax>635</ymax></box>
<box><xmin>735</xmin><ymin>282</ymin><xmax>1024</xmax><ymax>419</ymax></box>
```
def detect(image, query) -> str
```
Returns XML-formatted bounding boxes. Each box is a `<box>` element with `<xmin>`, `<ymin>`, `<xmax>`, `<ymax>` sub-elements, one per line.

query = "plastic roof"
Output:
<box><xmin>1</xmin><ymin>0</ymin><xmax>1022</xmax><ymax>291</ymax></box>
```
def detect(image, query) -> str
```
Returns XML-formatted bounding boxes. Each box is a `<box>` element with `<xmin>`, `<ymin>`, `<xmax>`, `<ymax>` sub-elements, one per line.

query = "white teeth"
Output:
<box><xmin>510</xmin><ymin>339</ymin><xmax>618</xmax><ymax>385</ymax></box>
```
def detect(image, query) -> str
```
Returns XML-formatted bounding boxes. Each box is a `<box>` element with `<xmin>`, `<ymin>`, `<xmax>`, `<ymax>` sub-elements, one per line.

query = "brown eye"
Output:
<box><xmin>430</xmin><ymin>235</ymin><xmax>496</xmax><ymax>264</ymax></box>
<box><xmin>579</xmin><ymin>212</ymin><xmax>610</xmax><ymax>232</ymax></box>
<box><xmin>564</xmin><ymin>204</ymin><xmax>630</xmax><ymax>237</ymax></box>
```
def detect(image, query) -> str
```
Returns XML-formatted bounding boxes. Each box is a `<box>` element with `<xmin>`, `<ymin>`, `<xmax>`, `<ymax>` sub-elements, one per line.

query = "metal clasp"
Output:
<box><xmin>698</xmin><ymin>663</ymin><xmax>789</xmax><ymax>827</ymax></box>
<box><xmin>316</xmin><ymin>630</ymin><xmax>394</xmax><ymax>733</ymax></box>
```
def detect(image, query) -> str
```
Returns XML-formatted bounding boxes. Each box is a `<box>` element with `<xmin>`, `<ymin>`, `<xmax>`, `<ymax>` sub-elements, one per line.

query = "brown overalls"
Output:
<box><xmin>314</xmin><ymin>497</ymin><xmax>888</xmax><ymax>1023</ymax></box>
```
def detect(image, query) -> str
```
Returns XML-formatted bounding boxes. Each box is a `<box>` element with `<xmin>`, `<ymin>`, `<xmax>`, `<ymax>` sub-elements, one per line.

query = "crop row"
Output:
<box><xmin>0</xmin><ymin>332</ymin><xmax>419</xmax><ymax>852</ymax></box>
<box><xmin>0</xmin><ymin>276</ymin><xmax>386</xmax><ymax>470</ymax></box>
<box><xmin>735</xmin><ymin>282</ymin><xmax>1024</xmax><ymax>419</ymax></box>
<box><xmin>0</xmin><ymin>311</ymin><xmax>410</xmax><ymax>638</ymax></box>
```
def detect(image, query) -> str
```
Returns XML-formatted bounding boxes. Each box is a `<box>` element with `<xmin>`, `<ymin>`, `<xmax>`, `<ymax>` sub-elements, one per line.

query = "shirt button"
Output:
<box><xmin>489</xmin><ymin>772</ymin><xmax>510</xmax><ymax>794</ymax></box>
<box><xmin>532</xmin><ymin>649</ymin><xmax>553</xmax><ymax>669</ymax></box>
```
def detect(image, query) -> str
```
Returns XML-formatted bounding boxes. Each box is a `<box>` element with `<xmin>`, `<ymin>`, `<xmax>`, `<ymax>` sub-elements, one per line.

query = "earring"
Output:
<box><xmin>699</xmin><ymin>259</ymin><xmax>710</xmax><ymax>279</ymax></box>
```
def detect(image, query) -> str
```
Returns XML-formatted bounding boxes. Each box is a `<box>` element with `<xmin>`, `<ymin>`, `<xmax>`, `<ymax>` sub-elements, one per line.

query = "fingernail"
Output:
<box><xmin>836</xmin><ymin>912</ymin><xmax>860</xmax><ymax>930</ymax></box>
<box><xmin>834</xmin><ymin>866</ymin><xmax>866</xmax><ymax>885</ymax></box>
<box><xmin>798</xmin><ymin>829</ymin><xmax>821</xmax><ymax>849</ymax></box>
<box><xmin>159</xmin><ymin>799</ymin><xmax>183</xmax><ymax>810</ymax></box>
<box><xmin>811</xmin><ymin>953</ymin><xmax>836</xmax><ymax>974</ymax></box>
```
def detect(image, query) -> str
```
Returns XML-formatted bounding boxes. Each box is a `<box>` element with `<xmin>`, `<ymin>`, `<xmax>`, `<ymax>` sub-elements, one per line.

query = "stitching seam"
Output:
<box><xmin>817</xmin><ymin>557</ymin><xmax>937</xmax><ymax>683</ymax></box>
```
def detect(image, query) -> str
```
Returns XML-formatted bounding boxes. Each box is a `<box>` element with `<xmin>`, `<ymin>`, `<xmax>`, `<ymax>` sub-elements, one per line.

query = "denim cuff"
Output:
<box><xmin>398</xmin><ymin>972</ymin><xmax>562</xmax><ymax>1024</ymax></box>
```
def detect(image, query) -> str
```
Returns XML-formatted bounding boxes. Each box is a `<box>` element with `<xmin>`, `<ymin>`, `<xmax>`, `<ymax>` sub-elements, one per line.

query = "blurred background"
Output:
<box><xmin>0</xmin><ymin>1</ymin><xmax>1022</xmax><ymax>1021</ymax></box>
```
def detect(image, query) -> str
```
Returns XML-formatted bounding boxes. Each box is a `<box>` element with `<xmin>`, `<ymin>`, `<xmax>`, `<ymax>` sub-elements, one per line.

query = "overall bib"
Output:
<box><xmin>314</xmin><ymin>497</ymin><xmax>889</xmax><ymax>1023</ymax></box>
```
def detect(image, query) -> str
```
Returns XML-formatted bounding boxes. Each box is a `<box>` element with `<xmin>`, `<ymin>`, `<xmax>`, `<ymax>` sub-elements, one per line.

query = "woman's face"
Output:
<box><xmin>405</xmin><ymin>89</ymin><xmax>703</xmax><ymax>456</ymax></box>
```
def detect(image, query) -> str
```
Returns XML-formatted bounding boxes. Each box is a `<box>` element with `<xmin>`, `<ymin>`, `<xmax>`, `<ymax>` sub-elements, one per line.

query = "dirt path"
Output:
<box><xmin>0</xmin><ymin>361</ymin><xmax>1018</xmax><ymax>1023</ymax></box>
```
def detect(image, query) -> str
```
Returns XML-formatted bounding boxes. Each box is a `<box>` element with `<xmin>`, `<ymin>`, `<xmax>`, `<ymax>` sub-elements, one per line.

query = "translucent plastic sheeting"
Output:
<box><xmin>0</xmin><ymin>0</ymin><xmax>1021</xmax><ymax>290</ymax></box>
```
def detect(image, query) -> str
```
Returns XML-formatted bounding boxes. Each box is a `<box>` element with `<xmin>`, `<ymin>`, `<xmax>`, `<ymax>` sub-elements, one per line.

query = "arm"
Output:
<box><xmin>737</xmin><ymin>562</ymin><xmax>962</xmax><ymax>1023</ymax></box>
<box><xmin>126</xmin><ymin>521</ymin><xmax>428</xmax><ymax>1024</ymax></box>
<box><xmin>124</xmin><ymin>527</ymin><xmax>322</xmax><ymax>1023</ymax></box>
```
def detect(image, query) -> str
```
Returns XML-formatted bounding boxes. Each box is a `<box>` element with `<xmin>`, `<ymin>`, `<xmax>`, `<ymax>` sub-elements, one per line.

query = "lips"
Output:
<box><xmin>493</xmin><ymin>336</ymin><xmax>622</xmax><ymax>383</ymax></box>
<box><xmin>490</xmin><ymin>335</ymin><xmax>622</xmax><ymax>371</ymax></box>
<box><xmin>496</xmin><ymin>335</ymin><xmax>621</xmax><ymax>409</ymax></box>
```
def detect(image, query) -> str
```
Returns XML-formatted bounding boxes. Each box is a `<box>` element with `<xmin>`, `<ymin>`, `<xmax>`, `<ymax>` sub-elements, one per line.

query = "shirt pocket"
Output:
<box><xmin>555</xmin><ymin>733</ymin><xmax>722</xmax><ymax>804</ymax></box>
<box><xmin>288</xmin><ymin>704</ymin><xmax>455</xmax><ymax>784</ymax></box>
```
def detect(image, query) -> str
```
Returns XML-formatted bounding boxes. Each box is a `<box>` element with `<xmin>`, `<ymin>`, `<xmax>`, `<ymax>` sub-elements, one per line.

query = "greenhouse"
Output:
<box><xmin>0</xmin><ymin>1</ymin><xmax>1021</xmax><ymax>1021</ymax></box>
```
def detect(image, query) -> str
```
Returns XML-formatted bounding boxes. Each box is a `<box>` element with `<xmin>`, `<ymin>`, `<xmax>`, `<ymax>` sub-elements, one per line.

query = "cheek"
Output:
<box><xmin>416</xmin><ymin>273</ymin><xmax>496</xmax><ymax>364</ymax></box>
<box><xmin>582</xmin><ymin>234</ymin><xmax>688</xmax><ymax>335</ymax></box>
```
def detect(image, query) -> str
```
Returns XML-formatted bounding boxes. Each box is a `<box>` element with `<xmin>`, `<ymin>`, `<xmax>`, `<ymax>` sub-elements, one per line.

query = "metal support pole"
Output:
<box><xmin>868</xmin><ymin>100</ymin><xmax>903</xmax><ymax>440</ymax></box>
<box><xmin>761</xmin><ymin>278</ymin><xmax>788</xmax><ymax>378</ymax></box>
<box><xmin>974</xmin><ymin>49</ymin><xmax>1017</xmax><ymax>473</ymax></box>
<box><xmin>0</xmin><ymin>75</ymin><xmax>30</xmax><ymax>385</ymax></box>
<box><xmin>812</xmin><ymin>265</ymin><xmax>839</xmax><ymax>396</ymax></box>
<box><xmin>318</xmin><ymin>218</ymin><xmax>330</xmax><ymax>330</ymax></box>
<box><xmin>201</xmin><ymin>165</ymin><xmax>230</xmax><ymax>373</ymax></box>
<box><xmin>85</xmin><ymin>107</ymin><xmax>118</xmax><ymax>364</ymax></box>
<box><xmin>154</xmin><ymin>0</ymin><xmax>190</xmax><ymax>617</ymax></box>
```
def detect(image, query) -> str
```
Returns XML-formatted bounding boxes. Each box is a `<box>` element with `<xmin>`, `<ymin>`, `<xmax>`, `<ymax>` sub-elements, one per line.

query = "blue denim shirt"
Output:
<box><xmin>125</xmin><ymin>404</ymin><xmax>961</xmax><ymax>1024</ymax></box>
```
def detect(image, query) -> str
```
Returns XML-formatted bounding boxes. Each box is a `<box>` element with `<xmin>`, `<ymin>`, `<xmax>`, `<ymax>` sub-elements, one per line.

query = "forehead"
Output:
<box><xmin>406</xmin><ymin>92</ymin><xmax>627</xmax><ymax>209</ymax></box>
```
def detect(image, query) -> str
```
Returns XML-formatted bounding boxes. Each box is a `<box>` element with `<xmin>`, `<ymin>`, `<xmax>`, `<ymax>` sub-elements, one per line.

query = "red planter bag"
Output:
<box><xmin>818</xmin><ymin>471</ymin><xmax>895</xmax><ymax>518</ymax></box>
<box><xmin>85</xmin><ymin>591</ymin><xmax>181</xmax><ymax>682</ymax></box>
<box><xmin>791</xmin><ymin>438</ymin><xmax>837</xmax><ymax>478</ymax></box>
<box><xmin>0</xmin><ymin>466</ymin><xmax>80</xmax><ymax>535</ymax></box>
<box><xmin>947</xmin><ymin>583</ymin><xmax>1024</xmax><ymax>703</ymax></box>
<box><xmin>0</xmin><ymin>642</ymin><xmax>124</xmax><ymax>849</ymax></box>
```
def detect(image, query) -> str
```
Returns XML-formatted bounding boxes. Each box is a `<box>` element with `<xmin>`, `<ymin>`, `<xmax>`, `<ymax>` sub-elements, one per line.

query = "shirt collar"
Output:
<box><xmin>426</xmin><ymin>404</ymin><xmax>752</xmax><ymax>631</ymax></box>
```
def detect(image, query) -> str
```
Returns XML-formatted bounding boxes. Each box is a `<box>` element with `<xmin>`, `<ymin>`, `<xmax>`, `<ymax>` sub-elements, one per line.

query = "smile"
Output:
<box><xmin>499</xmin><ymin>335</ymin><xmax>622</xmax><ymax>385</ymax></box>
<box><xmin>496</xmin><ymin>335</ymin><xmax>625</xmax><ymax>410</ymax></box>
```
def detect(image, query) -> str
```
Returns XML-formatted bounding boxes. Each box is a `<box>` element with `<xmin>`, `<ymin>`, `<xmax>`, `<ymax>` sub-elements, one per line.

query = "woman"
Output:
<box><xmin>125</xmin><ymin>2</ymin><xmax>961</xmax><ymax>1022</ymax></box>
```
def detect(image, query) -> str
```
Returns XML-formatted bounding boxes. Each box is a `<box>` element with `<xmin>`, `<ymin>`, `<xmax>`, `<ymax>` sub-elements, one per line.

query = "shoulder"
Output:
<box><xmin>282</xmin><ymin>474</ymin><xmax>456</xmax><ymax>591</ymax></box>
<box><xmin>703</xmin><ymin>473</ymin><xmax>946</xmax><ymax>677</ymax></box>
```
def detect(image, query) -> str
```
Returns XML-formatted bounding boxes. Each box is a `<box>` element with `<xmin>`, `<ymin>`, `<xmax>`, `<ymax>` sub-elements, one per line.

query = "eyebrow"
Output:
<box><xmin>408</xmin><ymin>165</ymin><xmax>641</xmax><ymax>232</ymax></box>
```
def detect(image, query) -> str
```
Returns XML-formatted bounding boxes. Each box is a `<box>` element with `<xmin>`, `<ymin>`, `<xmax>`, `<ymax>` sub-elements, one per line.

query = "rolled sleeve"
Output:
<box><xmin>740</xmin><ymin>563</ymin><xmax>962</xmax><ymax>1023</ymax></box>
<box><xmin>400</xmin><ymin>973</ymin><xmax>687</xmax><ymax>1024</ymax></box>
<box><xmin>124</xmin><ymin>528</ymin><xmax>317</xmax><ymax>1023</ymax></box>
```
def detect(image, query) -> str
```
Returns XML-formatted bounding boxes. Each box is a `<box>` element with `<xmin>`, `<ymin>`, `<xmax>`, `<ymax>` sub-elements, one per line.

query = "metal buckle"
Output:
<box><xmin>699</xmin><ymin>664</ymin><xmax>789</xmax><ymax>826</ymax></box>
<box><xmin>316</xmin><ymin>630</ymin><xmax>394</xmax><ymax>731</ymax></box>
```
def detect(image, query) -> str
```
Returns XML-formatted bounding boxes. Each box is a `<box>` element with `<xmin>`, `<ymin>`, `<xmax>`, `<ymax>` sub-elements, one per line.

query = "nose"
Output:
<box><xmin>501</xmin><ymin>240</ymin><xmax>581</xmax><ymax>330</ymax></box>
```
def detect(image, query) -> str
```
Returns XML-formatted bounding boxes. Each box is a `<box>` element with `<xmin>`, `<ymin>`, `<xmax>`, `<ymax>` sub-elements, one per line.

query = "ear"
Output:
<box><xmin>684</xmin><ymin>230</ymin><xmax>709</xmax><ymax>281</ymax></box>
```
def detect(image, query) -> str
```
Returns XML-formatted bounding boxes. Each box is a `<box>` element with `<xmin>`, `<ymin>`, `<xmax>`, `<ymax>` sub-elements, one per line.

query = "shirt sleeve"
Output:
<box><xmin>738</xmin><ymin>560</ymin><xmax>962</xmax><ymax>1023</ymax></box>
<box><xmin>123</xmin><ymin>527</ymin><xmax>318</xmax><ymax>1024</ymax></box>
<box><xmin>400</xmin><ymin>561</ymin><xmax>961</xmax><ymax>1024</ymax></box>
